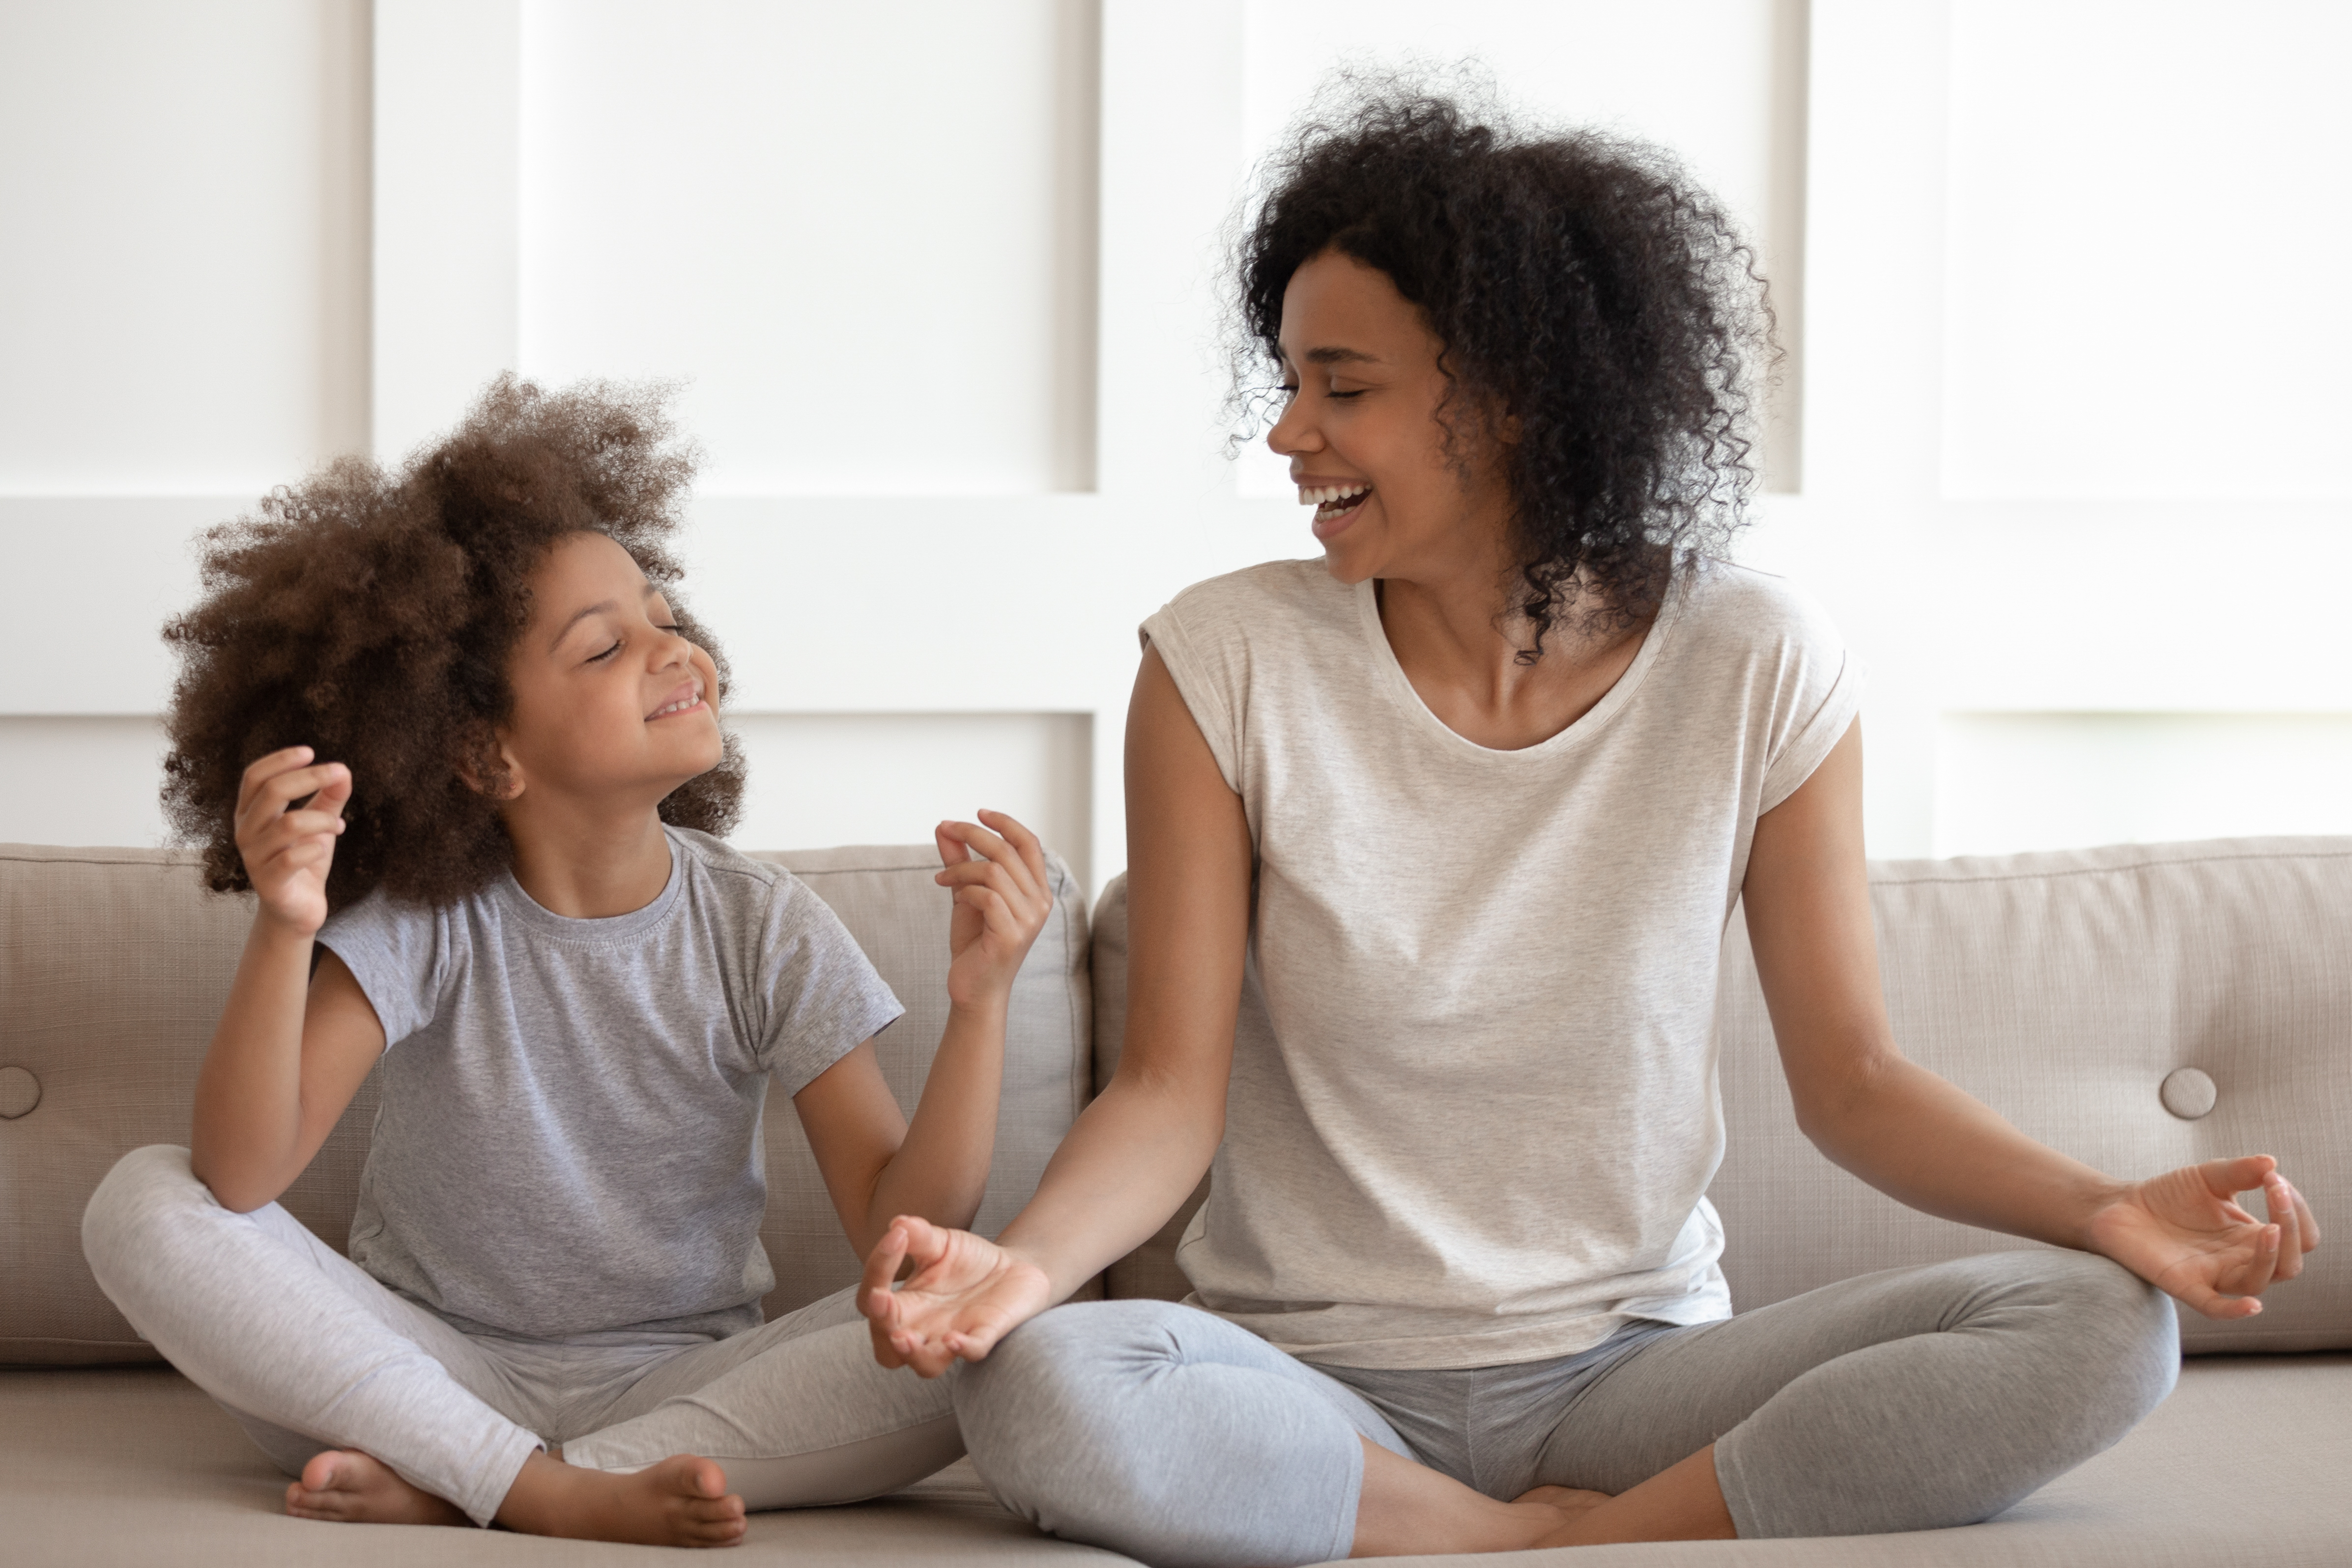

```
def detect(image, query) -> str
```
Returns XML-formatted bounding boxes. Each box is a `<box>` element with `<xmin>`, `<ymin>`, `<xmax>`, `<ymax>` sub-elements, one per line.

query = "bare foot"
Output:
<box><xmin>1513</xmin><ymin>1482</ymin><xmax>1614</xmax><ymax>1539</ymax></box>
<box><xmin>494</xmin><ymin>1451</ymin><xmax>746</xmax><ymax>1548</ymax></box>
<box><xmin>287</xmin><ymin>1449</ymin><xmax>469</xmax><ymax>1526</ymax></box>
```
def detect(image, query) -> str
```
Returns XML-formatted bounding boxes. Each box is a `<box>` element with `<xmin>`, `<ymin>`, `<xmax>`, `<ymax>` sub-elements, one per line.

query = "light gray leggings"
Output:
<box><xmin>955</xmin><ymin>1251</ymin><xmax>2180</xmax><ymax>1568</ymax></box>
<box><xmin>82</xmin><ymin>1146</ymin><xmax>962</xmax><ymax>1527</ymax></box>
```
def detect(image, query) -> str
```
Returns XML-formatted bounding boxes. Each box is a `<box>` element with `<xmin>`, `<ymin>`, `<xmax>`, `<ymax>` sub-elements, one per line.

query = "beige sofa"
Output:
<box><xmin>2</xmin><ymin>837</ymin><xmax>2347</xmax><ymax>1566</ymax></box>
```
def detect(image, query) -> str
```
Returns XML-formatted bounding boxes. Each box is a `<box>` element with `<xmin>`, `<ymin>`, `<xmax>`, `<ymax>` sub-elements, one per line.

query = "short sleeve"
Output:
<box><xmin>316</xmin><ymin>889</ymin><xmax>448</xmax><ymax>1047</ymax></box>
<box><xmin>1754</xmin><ymin>582</ymin><xmax>1866</xmax><ymax>815</ymax></box>
<box><xmin>757</xmin><ymin>877</ymin><xmax>906</xmax><ymax>1097</ymax></box>
<box><xmin>1140</xmin><ymin>594</ymin><xmax>1245</xmax><ymax>796</ymax></box>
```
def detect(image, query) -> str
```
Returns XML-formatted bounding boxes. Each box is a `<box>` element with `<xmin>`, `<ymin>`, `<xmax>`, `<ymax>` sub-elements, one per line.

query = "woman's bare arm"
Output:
<box><xmin>1746</xmin><ymin>719</ymin><xmax>2318</xmax><ymax>1315</ymax></box>
<box><xmin>859</xmin><ymin>648</ymin><xmax>1253</xmax><ymax>1372</ymax></box>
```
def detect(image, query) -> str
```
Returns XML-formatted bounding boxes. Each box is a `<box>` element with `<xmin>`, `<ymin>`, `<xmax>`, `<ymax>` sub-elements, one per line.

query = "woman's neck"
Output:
<box><xmin>1376</xmin><ymin>568</ymin><xmax>1653</xmax><ymax>753</ymax></box>
<box><xmin>501</xmin><ymin>799</ymin><xmax>675</xmax><ymax>919</ymax></box>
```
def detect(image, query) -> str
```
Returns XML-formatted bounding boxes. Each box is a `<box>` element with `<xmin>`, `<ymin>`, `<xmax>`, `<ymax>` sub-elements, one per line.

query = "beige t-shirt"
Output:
<box><xmin>1142</xmin><ymin>557</ymin><xmax>1861</xmax><ymax>1370</ymax></box>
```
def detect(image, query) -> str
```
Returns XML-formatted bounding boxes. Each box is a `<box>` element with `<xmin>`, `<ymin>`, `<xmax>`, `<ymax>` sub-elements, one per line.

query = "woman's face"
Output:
<box><xmin>1266</xmin><ymin>248</ymin><xmax>1515</xmax><ymax>587</ymax></box>
<box><xmin>495</xmin><ymin>530</ymin><xmax>725</xmax><ymax>811</ymax></box>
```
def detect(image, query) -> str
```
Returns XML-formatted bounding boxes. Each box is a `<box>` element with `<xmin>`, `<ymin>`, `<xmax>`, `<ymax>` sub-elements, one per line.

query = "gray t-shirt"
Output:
<box><xmin>1143</xmin><ymin>558</ymin><xmax>1861</xmax><ymax>1369</ymax></box>
<box><xmin>318</xmin><ymin>827</ymin><xmax>902</xmax><ymax>1340</ymax></box>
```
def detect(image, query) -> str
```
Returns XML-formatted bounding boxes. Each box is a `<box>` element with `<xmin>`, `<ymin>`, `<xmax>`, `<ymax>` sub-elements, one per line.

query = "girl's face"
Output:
<box><xmin>1266</xmin><ymin>248</ymin><xmax>1516</xmax><ymax>587</ymax></box>
<box><xmin>494</xmin><ymin>531</ymin><xmax>725</xmax><ymax>811</ymax></box>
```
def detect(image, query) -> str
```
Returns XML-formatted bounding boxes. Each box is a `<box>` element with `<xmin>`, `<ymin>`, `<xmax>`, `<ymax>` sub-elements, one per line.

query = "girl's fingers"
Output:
<box><xmin>940</xmin><ymin>820</ymin><xmax>1039</xmax><ymax>898</ymax></box>
<box><xmin>958</xmin><ymin>885</ymin><xmax>1014</xmax><ymax>937</ymax></box>
<box><xmin>235</xmin><ymin>745</ymin><xmax>316</xmax><ymax>805</ymax></box>
<box><xmin>236</xmin><ymin>762</ymin><xmax>350</xmax><ymax>835</ymax></box>
<box><xmin>975</xmin><ymin>809</ymin><xmax>1049</xmax><ymax>887</ymax></box>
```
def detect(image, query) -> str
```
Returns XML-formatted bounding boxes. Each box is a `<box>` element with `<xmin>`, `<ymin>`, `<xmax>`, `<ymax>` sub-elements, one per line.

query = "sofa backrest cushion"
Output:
<box><xmin>0</xmin><ymin>843</ymin><xmax>1090</xmax><ymax>1365</ymax></box>
<box><xmin>1093</xmin><ymin>839</ymin><xmax>2352</xmax><ymax>1351</ymax></box>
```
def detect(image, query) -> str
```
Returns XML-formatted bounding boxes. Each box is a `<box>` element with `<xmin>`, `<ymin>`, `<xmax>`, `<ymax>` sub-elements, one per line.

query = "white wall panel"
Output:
<box><xmin>0</xmin><ymin>0</ymin><xmax>369</xmax><ymax>493</ymax></box>
<box><xmin>0</xmin><ymin>718</ymin><xmax>170</xmax><ymax>848</ymax></box>
<box><xmin>1935</xmin><ymin>713</ymin><xmax>2352</xmax><ymax>856</ymax></box>
<box><xmin>516</xmin><ymin>0</ymin><xmax>1098</xmax><ymax>496</ymax></box>
<box><xmin>1942</xmin><ymin>0</ymin><xmax>2352</xmax><ymax>500</ymax></box>
<box><xmin>1232</xmin><ymin>0</ymin><xmax>1807</xmax><ymax>497</ymax></box>
<box><xmin>728</xmin><ymin>713</ymin><xmax>1091</xmax><ymax>884</ymax></box>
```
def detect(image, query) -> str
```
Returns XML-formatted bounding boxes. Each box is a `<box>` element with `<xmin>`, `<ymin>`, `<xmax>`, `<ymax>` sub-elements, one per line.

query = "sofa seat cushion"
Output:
<box><xmin>2</xmin><ymin>1357</ymin><xmax>2344</xmax><ymax>1566</ymax></box>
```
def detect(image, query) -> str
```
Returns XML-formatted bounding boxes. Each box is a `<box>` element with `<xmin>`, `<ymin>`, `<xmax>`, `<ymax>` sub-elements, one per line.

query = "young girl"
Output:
<box><xmin>857</xmin><ymin>87</ymin><xmax>2318</xmax><ymax>1565</ymax></box>
<box><xmin>81</xmin><ymin>377</ymin><xmax>1055</xmax><ymax>1547</ymax></box>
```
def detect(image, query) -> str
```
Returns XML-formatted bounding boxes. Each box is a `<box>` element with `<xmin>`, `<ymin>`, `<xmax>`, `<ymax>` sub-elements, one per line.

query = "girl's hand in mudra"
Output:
<box><xmin>860</xmin><ymin>1215</ymin><xmax>1053</xmax><ymax>1377</ymax></box>
<box><xmin>2087</xmin><ymin>1156</ymin><xmax>2321</xmax><ymax>1318</ymax></box>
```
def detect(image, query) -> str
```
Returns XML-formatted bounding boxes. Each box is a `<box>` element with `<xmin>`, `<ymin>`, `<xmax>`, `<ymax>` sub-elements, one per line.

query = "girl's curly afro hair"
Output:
<box><xmin>1235</xmin><ymin>80</ymin><xmax>1773</xmax><ymax>653</ymax></box>
<box><xmin>163</xmin><ymin>374</ymin><xmax>744</xmax><ymax>912</ymax></box>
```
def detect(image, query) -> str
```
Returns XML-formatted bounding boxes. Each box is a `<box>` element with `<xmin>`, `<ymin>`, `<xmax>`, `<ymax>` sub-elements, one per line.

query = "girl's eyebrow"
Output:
<box><xmin>547</xmin><ymin>582</ymin><xmax>659</xmax><ymax>651</ymax></box>
<box><xmin>1303</xmin><ymin>345</ymin><xmax>1380</xmax><ymax>366</ymax></box>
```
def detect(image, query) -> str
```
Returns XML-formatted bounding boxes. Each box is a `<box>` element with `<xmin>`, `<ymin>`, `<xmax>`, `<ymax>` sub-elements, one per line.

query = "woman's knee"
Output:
<box><xmin>953</xmin><ymin>1300</ymin><xmax>1213</xmax><ymax>1512</ymax></box>
<box><xmin>2022</xmin><ymin>1250</ymin><xmax>2180</xmax><ymax>1411</ymax></box>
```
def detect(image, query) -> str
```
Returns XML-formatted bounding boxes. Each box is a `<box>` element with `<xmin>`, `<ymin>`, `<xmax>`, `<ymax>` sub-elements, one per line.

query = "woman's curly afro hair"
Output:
<box><xmin>163</xmin><ymin>374</ymin><xmax>744</xmax><ymax>912</ymax></box>
<box><xmin>1236</xmin><ymin>79</ymin><xmax>1773</xmax><ymax>653</ymax></box>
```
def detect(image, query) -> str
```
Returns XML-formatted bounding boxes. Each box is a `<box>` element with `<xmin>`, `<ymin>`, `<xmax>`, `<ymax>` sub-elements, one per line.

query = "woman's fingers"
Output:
<box><xmin>2227</xmin><ymin>1226</ymin><xmax>2282</xmax><ymax>1300</ymax></box>
<box><xmin>2202</xmin><ymin>1154</ymin><xmax>2278</xmax><ymax>1202</ymax></box>
<box><xmin>2289</xmin><ymin>1179</ymin><xmax>2323</xmax><ymax>1254</ymax></box>
<box><xmin>2266</xmin><ymin>1177</ymin><xmax>2305</xmax><ymax>1279</ymax></box>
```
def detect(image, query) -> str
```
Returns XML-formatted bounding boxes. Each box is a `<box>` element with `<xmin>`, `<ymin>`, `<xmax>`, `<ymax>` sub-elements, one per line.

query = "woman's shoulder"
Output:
<box><xmin>1671</xmin><ymin>559</ymin><xmax>1845</xmax><ymax>658</ymax></box>
<box><xmin>1151</xmin><ymin>557</ymin><xmax>1353</xmax><ymax>648</ymax></box>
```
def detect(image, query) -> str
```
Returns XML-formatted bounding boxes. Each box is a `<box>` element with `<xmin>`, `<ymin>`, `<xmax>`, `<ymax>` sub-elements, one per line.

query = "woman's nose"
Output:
<box><xmin>1267</xmin><ymin>398</ymin><xmax>1319</xmax><ymax>457</ymax></box>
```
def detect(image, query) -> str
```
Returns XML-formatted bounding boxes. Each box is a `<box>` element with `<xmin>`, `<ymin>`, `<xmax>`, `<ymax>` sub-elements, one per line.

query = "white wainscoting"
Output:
<box><xmin>4</xmin><ymin>1</ymin><xmax>2350</xmax><ymax>889</ymax></box>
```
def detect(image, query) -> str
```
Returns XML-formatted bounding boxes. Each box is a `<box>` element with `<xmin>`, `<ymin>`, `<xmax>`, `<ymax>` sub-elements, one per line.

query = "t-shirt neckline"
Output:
<box><xmin>491</xmin><ymin>827</ymin><xmax>686</xmax><ymax>942</ymax></box>
<box><xmin>1351</xmin><ymin>574</ymin><xmax>1681</xmax><ymax>761</ymax></box>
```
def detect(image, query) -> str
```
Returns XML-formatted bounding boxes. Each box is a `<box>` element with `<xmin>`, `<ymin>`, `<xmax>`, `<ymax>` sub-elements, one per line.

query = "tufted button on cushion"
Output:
<box><xmin>2161</xmin><ymin>1067</ymin><xmax>2218</xmax><ymax>1121</ymax></box>
<box><xmin>0</xmin><ymin>1066</ymin><xmax>36</xmax><ymax>1120</ymax></box>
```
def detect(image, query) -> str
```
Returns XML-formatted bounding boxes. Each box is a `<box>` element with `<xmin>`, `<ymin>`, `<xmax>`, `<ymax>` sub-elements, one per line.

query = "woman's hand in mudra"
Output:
<box><xmin>2087</xmin><ymin>1156</ymin><xmax>2320</xmax><ymax>1319</ymax></box>
<box><xmin>860</xmin><ymin>1215</ymin><xmax>1054</xmax><ymax>1377</ymax></box>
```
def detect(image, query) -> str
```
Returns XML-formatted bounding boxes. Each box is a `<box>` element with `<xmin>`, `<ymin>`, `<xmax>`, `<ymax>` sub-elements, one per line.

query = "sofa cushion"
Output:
<box><xmin>2</xmin><ymin>1356</ymin><xmax>2344</xmax><ymax>1565</ymax></box>
<box><xmin>0</xmin><ymin>843</ymin><xmax>1090</xmax><ymax>1364</ymax></box>
<box><xmin>1713</xmin><ymin>836</ymin><xmax>2352</xmax><ymax>1353</ymax></box>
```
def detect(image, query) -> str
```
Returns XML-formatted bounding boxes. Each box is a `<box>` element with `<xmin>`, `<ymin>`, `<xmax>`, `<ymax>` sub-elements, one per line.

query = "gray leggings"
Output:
<box><xmin>954</xmin><ymin>1251</ymin><xmax>2180</xmax><ymax>1568</ymax></box>
<box><xmin>82</xmin><ymin>1146</ymin><xmax>962</xmax><ymax>1526</ymax></box>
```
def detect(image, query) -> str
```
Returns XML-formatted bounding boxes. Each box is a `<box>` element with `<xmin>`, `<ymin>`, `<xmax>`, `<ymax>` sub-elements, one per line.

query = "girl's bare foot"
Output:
<box><xmin>495</xmin><ymin>1450</ymin><xmax>747</xmax><ymax>1548</ymax></box>
<box><xmin>286</xmin><ymin>1449</ymin><xmax>468</xmax><ymax>1526</ymax></box>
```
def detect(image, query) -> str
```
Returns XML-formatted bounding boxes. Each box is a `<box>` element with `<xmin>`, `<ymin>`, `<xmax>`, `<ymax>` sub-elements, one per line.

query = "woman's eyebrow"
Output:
<box><xmin>1302</xmin><ymin>345</ymin><xmax>1380</xmax><ymax>366</ymax></box>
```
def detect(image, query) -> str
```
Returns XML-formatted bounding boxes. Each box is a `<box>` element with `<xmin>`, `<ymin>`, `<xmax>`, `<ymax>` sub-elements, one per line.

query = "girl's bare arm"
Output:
<box><xmin>190</xmin><ymin>748</ymin><xmax>387</xmax><ymax>1212</ymax></box>
<box><xmin>858</xmin><ymin>649</ymin><xmax>1252</xmax><ymax>1374</ymax></box>
<box><xmin>796</xmin><ymin>811</ymin><xmax>1056</xmax><ymax>1259</ymax></box>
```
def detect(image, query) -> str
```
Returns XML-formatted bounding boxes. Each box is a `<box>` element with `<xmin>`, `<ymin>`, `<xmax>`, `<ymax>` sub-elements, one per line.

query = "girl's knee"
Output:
<box><xmin>82</xmin><ymin>1144</ymin><xmax>206</xmax><ymax>1264</ymax></box>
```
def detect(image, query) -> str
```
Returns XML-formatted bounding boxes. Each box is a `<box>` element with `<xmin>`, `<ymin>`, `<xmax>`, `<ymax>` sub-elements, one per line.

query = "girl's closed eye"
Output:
<box><xmin>588</xmin><ymin>639</ymin><xmax>623</xmax><ymax>663</ymax></box>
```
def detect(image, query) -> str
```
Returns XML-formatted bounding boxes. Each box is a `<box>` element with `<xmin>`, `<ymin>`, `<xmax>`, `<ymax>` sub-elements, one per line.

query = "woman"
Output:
<box><xmin>857</xmin><ymin>90</ymin><xmax>2319</xmax><ymax>1565</ymax></box>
